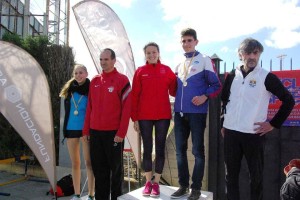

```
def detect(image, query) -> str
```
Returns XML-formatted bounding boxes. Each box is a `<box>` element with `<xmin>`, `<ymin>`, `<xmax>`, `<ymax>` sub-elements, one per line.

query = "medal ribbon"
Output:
<box><xmin>183</xmin><ymin>51</ymin><xmax>196</xmax><ymax>85</ymax></box>
<box><xmin>71</xmin><ymin>93</ymin><xmax>83</xmax><ymax>114</ymax></box>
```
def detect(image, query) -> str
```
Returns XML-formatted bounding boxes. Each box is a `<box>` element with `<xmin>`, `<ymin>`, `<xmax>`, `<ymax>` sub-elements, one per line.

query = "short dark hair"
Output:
<box><xmin>238</xmin><ymin>38</ymin><xmax>264</xmax><ymax>54</ymax></box>
<box><xmin>181</xmin><ymin>28</ymin><xmax>197</xmax><ymax>40</ymax></box>
<box><xmin>143</xmin><ymin>42</ymin><xmax>160</xmax><ymax>54</ymax></box>
<box><xmin>102</xmin><ymin>48</ymin><xmax>116</xmax><ymax>59</ymax></box>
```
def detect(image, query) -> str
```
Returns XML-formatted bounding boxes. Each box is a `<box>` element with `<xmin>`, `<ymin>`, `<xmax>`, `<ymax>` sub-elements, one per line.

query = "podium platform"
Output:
<box><xmin>118</xmin><ymin>185</ymin><xmax>213</xmax><ymax>200</ymax></box>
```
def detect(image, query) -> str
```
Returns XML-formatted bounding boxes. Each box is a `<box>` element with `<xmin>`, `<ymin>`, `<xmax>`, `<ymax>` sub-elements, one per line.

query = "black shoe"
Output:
<box><xmin>187</xmin><ymin>189</ymin><xmax>201</xmax><ymax>200</ymax></box>
<box><xmin>170</xmin><ymin>187</ymin><xmax>189</xmax><ymax>199</ymax></box>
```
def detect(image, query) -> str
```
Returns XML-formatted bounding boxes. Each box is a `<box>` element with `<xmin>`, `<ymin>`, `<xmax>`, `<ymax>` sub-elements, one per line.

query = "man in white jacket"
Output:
<box><xmin>221</xmin><ymin>38</ymin><xmax>295</xmax><ymax>200</ymax></box>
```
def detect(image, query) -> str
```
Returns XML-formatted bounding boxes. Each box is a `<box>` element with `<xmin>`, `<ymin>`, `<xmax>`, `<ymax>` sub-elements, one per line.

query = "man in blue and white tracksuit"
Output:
<box><xmin>171</xmin><ymin>28</ymin><xmax>221</xmax><ymax>200</ymax></box>
<box><xmin>221</xmin><ymin>38</ymin><xmax>295</xmax><ymax>200</ymax></box>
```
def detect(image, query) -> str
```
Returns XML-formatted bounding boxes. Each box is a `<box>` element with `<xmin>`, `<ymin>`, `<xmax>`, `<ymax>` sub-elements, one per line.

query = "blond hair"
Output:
<box><xmin>59</xmin><ymin>64</ymin><xmax>88</xmax><ymax>98</ymax></box>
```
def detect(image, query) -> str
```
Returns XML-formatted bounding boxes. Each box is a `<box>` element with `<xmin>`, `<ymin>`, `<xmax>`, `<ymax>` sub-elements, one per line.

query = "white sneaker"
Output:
<box><xmin>70</xmin><ymin>195</ymin><xmax>81</xmax><ymax>200</ymax></box>
<box><xmin>86</xmin><ymin>195</ymin><xmax>94</xmax><ymax>200</ymax></box>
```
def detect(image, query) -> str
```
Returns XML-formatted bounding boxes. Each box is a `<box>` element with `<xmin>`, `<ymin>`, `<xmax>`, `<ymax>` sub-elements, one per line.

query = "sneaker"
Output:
<box><xmin>86</xmin><ymin>195</ymin><xmax>94</xmax><ymax>200</ymax></box>
<box><xmin>187</xmin><ymin>189</ymin><xmax>201</xmax><ymax>200</ymax></box>
<box><xmin>150</xmin><ymin>182</ymin><xmax>160</xmax><ymax>197</ymax></box>
<box><xmin>142</xmin><ymin>181</ymin><xmax>152</xmax><ymax>196</ymax></box>
<box><xmin>170</xmin><ymin>187</ymin><xmax>189</xmax><ymax>199</ymax></box>
<box><xmin>70</xmin><ymin>195</ymin><xmax>81</xmax><ymax>200</ymax></box>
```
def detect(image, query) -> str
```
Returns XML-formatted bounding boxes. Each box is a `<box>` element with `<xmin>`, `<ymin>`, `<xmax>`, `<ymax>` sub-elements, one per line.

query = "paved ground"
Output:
<box><xmin>0</xmin><ymin>170</ymin><xmax>141</xmax><ymax>200</ymax></box>
<box><xmin>0</xmin><ymin>171</ymin><xmax>88</xmax><ymax>200</ymax></box>
<box><xmin>0</xmin><ymin>143</ymin><xmax>140</xmax><ymax>200</ymax></box>
<box><xmin>0</xmin><ymin>171</ymin><xmax>214</xmax><ymax>200</ymax></box>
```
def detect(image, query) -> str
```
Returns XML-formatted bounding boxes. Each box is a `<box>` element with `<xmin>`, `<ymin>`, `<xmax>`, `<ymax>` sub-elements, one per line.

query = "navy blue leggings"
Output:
<box><xmin>139</xmin><ymin>119</ymin><xmax>170</xmax><ymax>174</ymax></box>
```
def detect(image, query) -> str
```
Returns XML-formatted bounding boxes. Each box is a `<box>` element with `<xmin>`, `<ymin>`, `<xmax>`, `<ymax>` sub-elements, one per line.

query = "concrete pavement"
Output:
<box><xmin>0</xmin><ymin>165</ymin><xmax>137</xmax><ymax>200</ymax></box>
<box><xmin>0</xmin><ymin>170</ymin><xmax>86</xmax><ymax>200</ymax></box>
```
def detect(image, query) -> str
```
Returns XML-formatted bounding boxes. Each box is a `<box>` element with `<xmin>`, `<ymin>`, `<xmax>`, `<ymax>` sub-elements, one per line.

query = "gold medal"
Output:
<box><xmin>183</xmin><ymin>51</ymin><xmax>195</xmax><ymax>88</ymax></box>
<box><xmin>74</xmin><ymin>110</ymin><xmax>78</xmax><ymax>115</ymax></box>
<box><xmin>71</xmin><ymin>93</ymin><xmax>83</xmax><ymax>116</ymax></box>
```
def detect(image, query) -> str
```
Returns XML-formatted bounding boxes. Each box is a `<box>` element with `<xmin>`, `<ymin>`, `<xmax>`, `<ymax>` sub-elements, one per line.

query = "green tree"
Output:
<box><xmin>1</xmin><ymin>32</ymin><xmax>23</xmax><ymax>47</ymax></box>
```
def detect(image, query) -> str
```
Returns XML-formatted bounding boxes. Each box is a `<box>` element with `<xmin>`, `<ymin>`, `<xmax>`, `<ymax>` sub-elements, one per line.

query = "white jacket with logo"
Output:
<box><xmin>223</xmin><ymin>65</ymin><xmax>271</xmax><ymax>133</ymax></box>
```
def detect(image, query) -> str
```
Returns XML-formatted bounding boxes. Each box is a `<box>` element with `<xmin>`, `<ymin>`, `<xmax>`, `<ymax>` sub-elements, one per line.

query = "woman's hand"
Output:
<box><xmin>82</xmin><ymin>135</ymin><xmax>90</xmax><ymax>142</ymax></box>
<box><xmin>133</xmin><ymin>121</ymin><xmax>140</xmax><ymax>133</ymax></box>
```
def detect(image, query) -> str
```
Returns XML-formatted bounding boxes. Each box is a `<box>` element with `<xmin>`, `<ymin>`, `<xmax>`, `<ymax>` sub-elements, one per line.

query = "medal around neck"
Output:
<box><xmin>71</xmin><ymin>93</ymin><xmax>83</xmax><ymax>116</ymax></box>
<box><xmin>183</xmin><ymin>52</ymin><xmax>195</xmax><ymax>87</ymax></box>
<box><xmin>74</xmin><ymin>110</ymin><xmax>79</xmax><ymax>115</ymax></box>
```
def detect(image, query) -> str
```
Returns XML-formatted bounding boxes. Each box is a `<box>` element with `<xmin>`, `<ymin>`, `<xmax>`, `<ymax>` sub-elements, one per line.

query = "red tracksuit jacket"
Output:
<box><xmin>131</xmin><ymin>60</ymin><xmax>177</xmax><ymax>121</ymax></box>
<box><xmin>83</xmin><ymin>68</ymin><xmax>131</xmax><ymax>138</ymax></box>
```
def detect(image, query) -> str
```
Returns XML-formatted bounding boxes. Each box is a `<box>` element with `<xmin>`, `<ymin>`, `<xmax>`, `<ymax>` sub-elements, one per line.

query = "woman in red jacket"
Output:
<box><xmin>131</xmin><ymin>42</ymin><xmax>177</xmax><ymax>197</ymax></box>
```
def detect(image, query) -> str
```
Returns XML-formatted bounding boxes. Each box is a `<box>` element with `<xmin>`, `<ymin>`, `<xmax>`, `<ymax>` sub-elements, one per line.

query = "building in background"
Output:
<box><xmin>0</xmin><ymin>0</ymin><xmax>43</xmax><ymax>38</ymax></box>
<box><xmin>0</xmin><ymin>0</ymin><xmax>69</xmax><ymax>45</ymax></box>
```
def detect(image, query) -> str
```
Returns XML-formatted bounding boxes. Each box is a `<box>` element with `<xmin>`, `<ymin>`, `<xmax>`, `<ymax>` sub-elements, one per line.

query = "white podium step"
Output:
<box><xmin>118</xmin><ymin>185</ymin><xmax>213</xmax><ymax>200</ymax></box>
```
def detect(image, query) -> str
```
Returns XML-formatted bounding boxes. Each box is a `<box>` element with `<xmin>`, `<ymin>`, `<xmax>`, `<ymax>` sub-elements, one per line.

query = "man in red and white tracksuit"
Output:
<box><xmin>83</xmin><ymin>48</ymin><xmax>131</xmax><ymax>200</ymax></box>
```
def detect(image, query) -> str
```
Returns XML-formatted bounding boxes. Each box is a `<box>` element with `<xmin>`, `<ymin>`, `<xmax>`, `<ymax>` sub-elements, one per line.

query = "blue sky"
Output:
<box><xmin>30</xmin><ymin>0</ymin><xmax>300</xmax><ymax>77</ymax></box>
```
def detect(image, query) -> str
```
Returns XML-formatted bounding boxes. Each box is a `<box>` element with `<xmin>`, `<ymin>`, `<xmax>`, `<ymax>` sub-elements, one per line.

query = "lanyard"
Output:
<box><xmin>71</xmin><ymin>93</ymin><xmax>83</xmax><ymax>115</ymax></box>
<box><xmin>183</xmin><ymin>51</ymin><xmax>196</xmax><ymax>86</ymax></box>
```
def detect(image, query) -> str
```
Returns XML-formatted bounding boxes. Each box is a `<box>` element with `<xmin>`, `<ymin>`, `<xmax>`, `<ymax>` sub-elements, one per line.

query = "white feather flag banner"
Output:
<box><xmin>0</xmin><ymin>41</ymin><xmax>57</xmax><ymax>192</ymax></box>
<box><xmin>73</xmin><ymin>0</ymin><xmax>140</xmax><ymax>167</ymax></box>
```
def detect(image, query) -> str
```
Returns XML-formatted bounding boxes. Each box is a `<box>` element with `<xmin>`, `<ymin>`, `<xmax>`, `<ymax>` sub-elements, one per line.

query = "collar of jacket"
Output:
<box><xmin>184</xmin><ymin>50</ymin><xmax>199</xmax><ymax>58</ymax></box>
<box><xmin>68</xmin><ymin>78</ymin><xmax>90</xmax><ymax>96</ymax></box>
<box><xmin>237</xmin><ymin>63</ymin><xmax>262</xmax><ymax>72</ymax></box>
<box><xmin>146</xmin><ymin>59</ymin><xmax>161</xmax><ymax>66</ymax></box>
<box><xmin>102</xmin><ymin>67</ymin><xmax>118</xmax><ymax>77</ymax></box>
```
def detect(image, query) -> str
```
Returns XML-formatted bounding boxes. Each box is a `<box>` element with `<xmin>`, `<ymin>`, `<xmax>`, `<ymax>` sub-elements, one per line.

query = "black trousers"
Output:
<box><xmin>224</xmin><ymin>129</ymin><xmax>265</xmax><ymax>200</ymax></box>
<box><xmin>90</xmin><ymin>130</ymin><xmax>124</xmax><ymax>200</ymax></box>
<box><xmin>139</xmin><ymin>119</ymin><xmax>170</xmax><ymax>174</ymax></box>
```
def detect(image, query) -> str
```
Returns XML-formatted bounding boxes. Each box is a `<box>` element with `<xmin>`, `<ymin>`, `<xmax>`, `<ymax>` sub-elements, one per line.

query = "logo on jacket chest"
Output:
<box><xmin>249</xmin><ymin>79</ymin><xmax>257</xmax><ymax>87</ymax></box>
<box><xmin>108</xmin><ymin>86</ymin><xmax>114</xmax><ymax>92</ymax></box>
